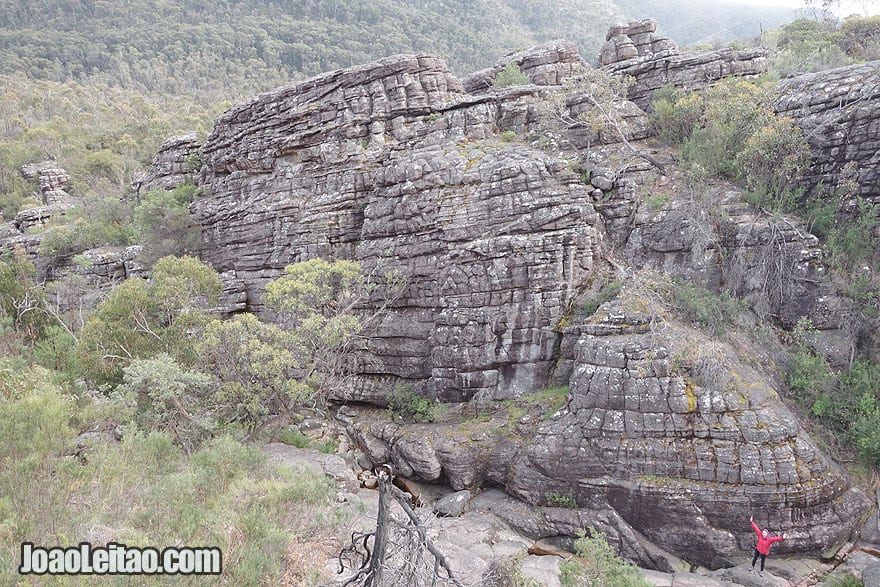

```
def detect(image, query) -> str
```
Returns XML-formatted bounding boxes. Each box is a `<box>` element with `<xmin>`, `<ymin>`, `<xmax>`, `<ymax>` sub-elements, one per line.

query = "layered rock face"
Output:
<box><xmin>776</xmin><ymin>61</ymin><xmax>880</xmax><ymax>202</ymax></box>
<box><xmin>508</xmin><ymin>300</ymin><xmax>867</xmax><ymax>569</ymax></box>
<box><xmin>193</xmin><ymin>52</ymin><xmax>609</xmax><ymax>402</ymax></box>
<box><xmin>187</xmin><ymin>42</ymin><xmax>870</xmax><ymax>568</ymax></box>
<box><xmin>349</xmin><ymin>294</ymin><xmax>869</xmax><ymax>569</ymax></box>
<box><xmin>598</xmin><ymin>19</ymin><xmax>768</xmax><ymax>109</ymax></box>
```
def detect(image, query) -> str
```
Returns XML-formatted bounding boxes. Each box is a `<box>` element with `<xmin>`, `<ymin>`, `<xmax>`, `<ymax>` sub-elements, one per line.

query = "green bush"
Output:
<box><xmin>736</xmin><ymin>116</ymin><xmax>810</xmax><ymax>212</ymax></box>
<box><xmin>827</xmin><ymin>200</ymin><xmax>879</xmax><ymax>272</ymax></box>
<box><xmin>649</xmin><ymin>84</ymin><xmax>703</xmax><ymax>146</ymax></box>
<box><xmin>849</xmin><ymin>360</ymin><xmax>880</xmax><ymax>465</ymax></box>
<box><xmin>198</xmin><ymin>313</ymin><xmax>299</xmax><ymax>432</ymax></box>
<box><xmin>134</xmin><ymin>183</ymin><xmax>202</xmax><ymax>266</ymax></box>
<box><xmin>673</xmin><ymin>282</ymin><xmax>745</xmax><ymax>336</ymax></box>
<box><xmin>679</xmin><ymin>78</ymin><xmax>775</xmax><ymax>181</ymax></box>
<box><xmin>38</xmin><ymin>195</ymin><xmax>136</xmax><ymax>264</ymax></box>
<box><xmin>559</xmin><ymin>529</ymin><xmax>650</xmax><ymax>587</ymax></box>
<box><xmin>0</xmin><ymin>250</ymin><xmax>50</xmax><ymax>343</ymax></box>
<box><xmin>113</xmin><ymin>354</ymin><xmax>216</xmax><ymax>451</ymax></box>
<box><xmin>387</xmin><ymin>388</ymin><xmax>439</xmax><ymax>423</ymax></box>
<box><xmin>771</xmin><ymin>18</ymin><xmax>852</xmax><ymax>77</ymax></box>
<box><xmin>279</xmin><ymin>426</ymin><xmax>312</xmax><ymax>448</ymax></box>
<box><xmin>492</xmin><ymin>62</ymin><xmax>530</xmax><ymax>88</ymax></box>
<box><xmin>786</xmin><ymin>346</ymin><xmax>834</xmax><ymax>407</ymax></box>
<box><xmin>78</xmin><ymin>255</ymin><xmax>221</xmax><ymax>385</ymax></box>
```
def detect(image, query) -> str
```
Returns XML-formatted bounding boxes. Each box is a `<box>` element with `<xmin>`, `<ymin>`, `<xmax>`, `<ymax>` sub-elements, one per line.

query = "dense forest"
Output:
<box><xmin>0</xmin><ymin>0</ymin><xmax>798</xmax><ymax>99</ymax></box>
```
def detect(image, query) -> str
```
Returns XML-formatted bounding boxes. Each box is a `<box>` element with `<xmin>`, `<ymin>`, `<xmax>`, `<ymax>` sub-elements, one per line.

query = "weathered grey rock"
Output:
<box><xmin>599</xmin><ymin>22</ymin><xmax>767</xmax><ymax>110</ymax></box>
<box><xmin>178</xmin><ymin>45</ymin><xmax>870</xmax><ymax>573</ymax></box>
<box><xmin>863</xmin><ymin>562</ymin><xmax>880</xmax><ymax>587</ymax></box>
<box><xmin>13</xmin><ymin>203</ymin><xmax>73</xmax><ymax>232</ymax></box>
<box><xmin>21</xmin><ymin>161</ymin><xmax>72</xmax><ymax>205</ymax></box>
<box><xmin>776</xmin><ymin>61</ymin><xmax>880</xmax><ymax>203</ymax></box>
<box><xmin>505</xmin><ymin>301</ymin><xmax>869</xmax><ymax>570</ymax></box>
<box><xmin>262</xmin><ymin>442</ymin><xmax>356</xmax><ymax>485</ymax></box>
<box><xmin>68</xmin><ymin>246</ymin><xmax>145</xmax><ymax>283</ymax></box>
<box><xmin>133</xmin><ymin>132</ymin><xmax>201</xmax><ymax>194</ymax></box>
<box><xmin>194</xmin><ymin>52</ymin><xmax>603</xmax><ymax>403</ymax></box>
<box><xmin>600</xmin><ymin>20</ymin><xmax>675</xmax><ymax>67</ymax></box>
<box><xmin>834</xmin><ymin>549</ymin><xmax>880</xmax><ymax>583</ymax></box>
<box><xmin>462</xmin><ymin>40</ymin><xmax>588</xmax><ymax>93</ymax></box>
<box><xmin>518</xmin><ymin>555</ymin><xmax>563</xmax><ymax>587</ymax></box>
<box><xmin>434</xmin><ymin>490</ymin><xmax>471</xmax><ymax>517</ymax></box>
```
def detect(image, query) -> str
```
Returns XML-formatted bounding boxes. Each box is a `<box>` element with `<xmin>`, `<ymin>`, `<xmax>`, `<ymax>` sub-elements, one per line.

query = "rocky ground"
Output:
<box><xmin>264</xmin><ymin>441</ymin><xmax>880</xmax><ymax>586</ymax></box>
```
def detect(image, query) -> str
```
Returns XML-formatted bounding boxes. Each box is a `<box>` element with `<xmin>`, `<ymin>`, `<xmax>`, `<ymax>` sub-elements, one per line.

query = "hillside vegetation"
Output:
<box><xmin>0</xmin><ymin>0</ymin><xmax>799</xmax><ymax>99</ymax></box>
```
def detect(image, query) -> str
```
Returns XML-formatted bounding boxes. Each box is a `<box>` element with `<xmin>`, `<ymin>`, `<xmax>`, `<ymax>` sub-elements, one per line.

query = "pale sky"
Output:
<box><xmin>713</xmin><ymin>0</ymin><xmax>880</xmax><ymax>15</ymax></box>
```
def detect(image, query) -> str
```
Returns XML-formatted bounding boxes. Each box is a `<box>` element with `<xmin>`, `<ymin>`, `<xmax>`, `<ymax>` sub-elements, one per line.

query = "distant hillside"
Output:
<box><xmin>0</xmin><ymin>0</ymin><xmax>797</xmax><ymax>100</ymax></box>
<box><xmin>616</xmin><ymin>0</ymin><xmax>799</xmax><ymax>47</ymax></box>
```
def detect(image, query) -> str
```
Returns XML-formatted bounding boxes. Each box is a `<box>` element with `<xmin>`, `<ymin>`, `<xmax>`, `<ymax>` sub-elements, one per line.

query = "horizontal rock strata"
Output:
<box><xmin>776</xmin><ymin>60</ymin><xmax>880</xmax><ymax>202</ymax></box>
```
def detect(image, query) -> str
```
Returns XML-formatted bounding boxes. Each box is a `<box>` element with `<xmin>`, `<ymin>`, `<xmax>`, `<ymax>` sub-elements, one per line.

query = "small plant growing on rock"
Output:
<box><xmin>559</xmin><ymin>529</ymin><xmax>650</xmax><ymax>587</ymax></box>
<box><xmin>581</xmin><ymin>279</ymin><xmax>623</xmax><ymax>316</ymax></box>
<box><xmin>500</xmin><ymin>130</ymin><xmax>517</xmax><ymax>142</ymax></box>
<box><xmin>387</xmin><ymin>387</ymin><xmax>439</xmax><ymax>423</ymax></box>
<box><xmin>492</xmin><ymin>62</ymin><xmax>530</xmax><ymax>88</ymax></box>
<box><xmin>546</xmin><ymin>493</ymin><xmax>578</xmax><ymax>508</ymax></box>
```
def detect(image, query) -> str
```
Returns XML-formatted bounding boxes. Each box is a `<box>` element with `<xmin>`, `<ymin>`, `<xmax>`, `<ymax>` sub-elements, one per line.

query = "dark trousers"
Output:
<box><xmin>752</xmin><ymin>549</ymin><xmax>766</xmax><ymax>571</ymax></box>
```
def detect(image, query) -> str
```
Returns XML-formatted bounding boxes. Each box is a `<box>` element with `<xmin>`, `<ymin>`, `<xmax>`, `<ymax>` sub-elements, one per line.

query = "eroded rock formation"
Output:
<box><xmin>776</xmin><ymin>61</ymin><xmax>880</xmax><ymax>203</ymax></box>
<box><xmin>133</xmin><ymin>132</ymin><xmax>202</xmax><ymax>194</ymax></box>
<box><xmin>349</xmin><ymin>292</ymin><xmax>869</xmax><ymax>569</ymax></box>
<box><xmin>156</xmin><ymin>33</ymin><xmax>872</xmax><ymax>569</ymax></box>
<box><xmin>192</xmin><ymin>51</ymin><xmax>619</xmax><ymax>402</ymax></box>
<box><xmin>598</xmin><ymin>19</ymin><xmax>768</xmax><ymax>109</ymax></box>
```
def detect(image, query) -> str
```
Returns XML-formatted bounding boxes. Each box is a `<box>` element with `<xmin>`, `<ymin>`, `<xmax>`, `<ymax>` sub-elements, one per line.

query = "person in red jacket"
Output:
<box><xmin>750</xmin><ymin>516</ymin><xmax>785</xmax><ymax>576</ymax></box>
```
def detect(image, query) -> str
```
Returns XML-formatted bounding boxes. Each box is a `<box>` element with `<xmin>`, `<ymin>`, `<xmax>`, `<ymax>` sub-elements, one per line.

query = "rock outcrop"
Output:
<box><xmin>598</xmin><ymin>20</ymin><xmax>768</xmax><ymax>109</ymax></box>
<box><xmin>133</xmin><ymin>132</ymin><xmax>201</xmax><ymax>194</ymax></box>
<box><xmin>599</xmin><ymin>19</ymin><xmax>675</xmax><ymax>66</ymax></box>
<box><xmin>193</xmin><ymin>51</ymin><xmax>616</xmax><ymax>402</ymax></box>
<box><xmin>173</xmin><ymin>34</ymin><xmax>871</xmax><ymax>569</ymax></box>
<box><xmin>776</xmin><ymin>61</ymin><xmax>880</xmax><ymax>203</ymax></box>
<box><xmin>462</xmin><ymin>40</ymin><xmax>587</xmax><ymax>93</ymax></box>
<box><xmin>13</xmin><ymin>161</ymin><xmax>75</xmax><ymax>233</ymax></box>
<box><xmin>348</xmin><ymin>292</ymin><xmax>870</xmax><ymax>569</ymax></box>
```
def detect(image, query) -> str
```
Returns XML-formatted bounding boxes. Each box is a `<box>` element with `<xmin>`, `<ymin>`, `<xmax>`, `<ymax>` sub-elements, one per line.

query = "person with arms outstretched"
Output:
<box><xmin>750</xmin><ymin>516</ymin><xmax>785</xmax><ymax>577</ymax></box>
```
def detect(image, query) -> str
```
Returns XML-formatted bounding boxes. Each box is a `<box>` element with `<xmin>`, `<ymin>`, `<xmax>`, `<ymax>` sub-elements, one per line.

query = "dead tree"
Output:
<box><xmin>336</xmin><ymin>467</ymin><xmax>464</xmax><ymax>587</ymax></box>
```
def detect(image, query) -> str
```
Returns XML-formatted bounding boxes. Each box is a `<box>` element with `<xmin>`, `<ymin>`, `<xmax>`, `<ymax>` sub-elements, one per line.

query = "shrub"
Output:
<box><xmin>649</xmin><ymin>84</ymin><xmax>703</xmax><ymax>146</ymax></box>
<box><xmin>0</xmin><ymin>249</ymin><xmax>49</xmax><ymax>343</ymax></box>
<box><xmin>679</xmin><ymin>79</ymin><xmax>775</xmax><ymax>181</ymax></box>
<box><xmin>133</xmin><ymin>183</ymin><xmax>203</xmax><ymax>266</ymax></box>
<box><xmin>113</xmin><ymin>354</ymin><xmax>216</xmax><ymax>452</ymax></box>
<box><xmin>559</xmin><ymin>529</ymin><xmax>650</xmax><ymax>587</ymax></box>
<box><xmin>78</xmin><ymin>255</ymin><xmax>221</xmax><ymax>384</ymax></box>
<box><xmin>197</xmin><ymin>313</ymin><xmax>300</xmax><ymax>432</ymax></box>
<box><xmin>786</xmin><ymin>346</ymin><xmax>834</xmax><ymax>407</ymax></box>
<box><xmin>672</xmin><ymin>282</ymin><xmax>745</xmax><ymax>336</ymax></box>
<box><xmin>827</xmin><ymin>200</ymin><xmax>879</xmax><ymax>272</ymax></box>
<box><xmin>387</xmin><ymin>388</ymin><xmax>438</xmax><ymax>423</ymax></box>
<box><xmin>736</xmin><ymin>116</ymin><xmax>811</xmax><ymax>212</ymax></box>
<box><xmin>849</xmin><ymin>360</ymin><xmax>880</xmax><ymax>465</ymax></box>
<box><xmin>501</xmin><ymin>130</ymin><xmax>517</xmax><ymax>142</ymax></box>
<box><xmin>492</xmin><ymin>62</ymin><xmax>530</xmax><ymax>88</ymax></box>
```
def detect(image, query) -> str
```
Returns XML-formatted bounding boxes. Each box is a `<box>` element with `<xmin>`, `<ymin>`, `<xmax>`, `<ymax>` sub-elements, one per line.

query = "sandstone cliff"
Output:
<box><xmin>171</xmin><ymin>34</ymin><xmax>878</xmax><ymax>570</ymax></box>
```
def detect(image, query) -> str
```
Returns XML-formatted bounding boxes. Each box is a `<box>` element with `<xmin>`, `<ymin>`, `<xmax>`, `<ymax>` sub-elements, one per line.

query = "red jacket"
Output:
<box><xmin>752</xmin><ymin>520</ymin><xmax>784</xmax><ymax>555</ymax></box>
